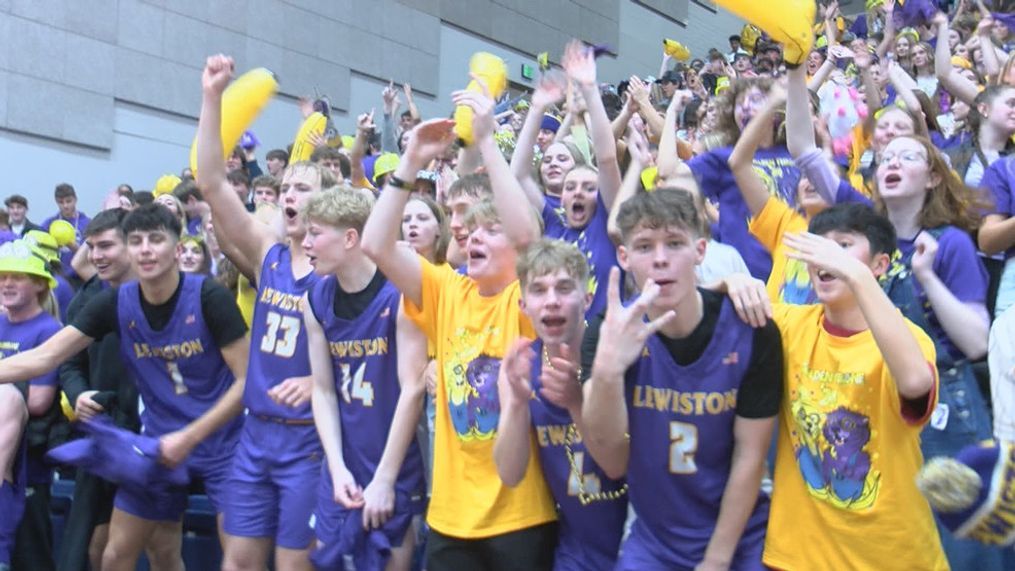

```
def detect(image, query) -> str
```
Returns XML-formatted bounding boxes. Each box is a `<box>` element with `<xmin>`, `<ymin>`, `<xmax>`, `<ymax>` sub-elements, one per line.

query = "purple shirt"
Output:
<box><xmin>542</xmin><ymin>194</ymin><xmax>617</xmax><ymax>321</ymax></box>
<box><xmin>620</xmin><ymin>297</ymin><xmax>768</xmax><ymax>568</ymax></box>
<box><xmin>689</xmin><ymin>145</ymin><xmax>800</xmax><ymax>280</ymax></box>
<box><xmin>115</xmin><ymin>273</ymin><xmax>241</xmax><ymax>459</ymax></box>
<box><xmin>0</xmin><ymin>311</ymin><xmax>61</xmax><ymax>388</ymax></box>
<box><xmin>982</xmin><ymin>156</ymin><xmax>1015</xmax><ymax>259</ymax></box>
<box><xmin>307</xmin><ymin>275</ymin><xmax>424</xmax><ymax>497</ymax></box>
<box><xmin>897</xmin><ymin>226</ymin><xmax>988</xmax><ymax>360</ymax></box>
<box><xmin>246</xmin><ymin>244</ymin><xmax>318</xmax><ymax>419</ymax></box>
<box><xmin>529</xmin><ymin>339</ymin><xmax>626</xmax><ymax>571</ymax></box>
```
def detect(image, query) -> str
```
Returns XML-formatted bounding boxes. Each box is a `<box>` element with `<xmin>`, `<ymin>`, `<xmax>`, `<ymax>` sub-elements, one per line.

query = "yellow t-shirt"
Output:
<box><xmin>764</xmin><ymin>304</ymin><xmax>948</xmax><ymax>571</ymax></box>
<box><xmin>748</xmin><ymin>197</ymin><xmax>814</xmax><ymax>305</ymax></box>
<box><xmin>404</xmin><ymin>258</ymin><xmax>556</xmax><ymax>538</ymax></box>
<box><xmin>237</xmin><ymin>274</ymin><xmax>257</xmax><ymax>328</ymax></box>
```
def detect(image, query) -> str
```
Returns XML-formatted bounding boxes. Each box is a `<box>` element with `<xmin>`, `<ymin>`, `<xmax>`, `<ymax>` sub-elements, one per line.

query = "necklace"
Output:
<box><xmin>543</xmin><ymin>345</ymin><xmax>628</xmax><ymax>506</ymax></box>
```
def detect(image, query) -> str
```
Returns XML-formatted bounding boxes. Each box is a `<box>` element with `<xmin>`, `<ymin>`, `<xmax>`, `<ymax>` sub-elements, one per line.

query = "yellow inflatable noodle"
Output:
<box><xmin>663</xmin><ymin>39</ymin><xmax>691</xmax><ymax>61</ymax></box>
<box><xmin>290</xmin><ymin>112</ymin><xmax>328</xmax><ymax>163</ymax></box>
<box><xmin>189</xmin><ymin>67</ymin><xmax>278</xmax><ymax>178</ymax></box>
<box><xmin>453</xmin><ymin>52</ymin><xmax>508</xmax><ymax>146</ymax></box>
<box><xmin>715</xmin><ymin>0</ymin><xmax>816</xmax><ymax>65</ymax></box>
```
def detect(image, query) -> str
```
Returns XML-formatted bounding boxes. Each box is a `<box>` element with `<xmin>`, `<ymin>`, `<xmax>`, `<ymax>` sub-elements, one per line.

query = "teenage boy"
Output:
<box><xmin>0</xmin><ymin>241</ymin><xmax>61</xmax><ymax>571</ymax></box>
<box><xmin>4</xmin><ymin>195</ymin><xmax>41</xmax><ymax>237</ymax></box>
<box><xmin>57</xmin><ymin>209</ymin><xmax>170</xmax><ymax>571</ymax></box>
<box><xmin>581</xmin><ymin>189</ymin><xmax>783</xmax><ymax>570</ymax></box>
<box><xmin>0</xmin><ymin>204</ymin><xmax>250</xmax><ymax>571</ymax></box>
<box><xmin>760</xmin><ymin>203</ymin><xmax>947</xmax><ymax>570</ymax></box>
<box><xmin>495</xmin><ymin>239</ymin><xmax>628</xmax><ymax>571</ymax></box>
<box><xmin>43</xmin><ymin>183</ymin><xmax>90</xmax><ymax>281</ymax></box>
<box><xmin>361</xmin><ymin>105</ymin><xmax>556</xmax><ymax>570</ymax></box>
<box><xmin>300</xmin><ymin>188</ymin><xmax>427</xmax><ymax>570</ymax></box>
<box><xmin>197</xmin><ymin>53</ymin><xmax>335</xmax><ymax>571</ymax></box>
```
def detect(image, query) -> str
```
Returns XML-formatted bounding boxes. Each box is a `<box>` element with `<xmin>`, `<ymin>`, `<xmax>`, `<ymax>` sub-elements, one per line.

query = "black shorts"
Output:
<box><xmin>425</xmin><ymin>521</ymin><xmax>557</xmax><ymax>571</ymax></box>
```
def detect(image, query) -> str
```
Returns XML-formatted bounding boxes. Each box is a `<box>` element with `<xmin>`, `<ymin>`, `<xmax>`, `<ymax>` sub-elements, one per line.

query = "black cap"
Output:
<box><xmin>4</xmin><ymin>194</ymin><xmax>27</xmax><ymax>208</ymax></box>
<box><xmin>657</xmin><ymin>70</ymin><xmax>682</xmax><ymax>84</ymax></box>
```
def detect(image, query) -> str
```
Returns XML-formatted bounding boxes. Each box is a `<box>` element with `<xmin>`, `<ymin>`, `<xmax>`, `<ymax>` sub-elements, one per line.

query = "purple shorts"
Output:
<box><xmin>113</xmin><ymin>438</ymin><xmax>235</xmax><ymax>522</ymax></box>
<box><xmin>221</xmin><ymin>415</ymin><xmax>322</xmax><ymax>549</ymax></box>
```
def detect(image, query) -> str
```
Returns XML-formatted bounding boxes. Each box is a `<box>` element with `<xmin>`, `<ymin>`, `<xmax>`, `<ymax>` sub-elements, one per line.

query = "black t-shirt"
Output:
<box><xmin>581</xmin><ymin>289</ymin><xmax>783</xmax><ymax>419</ymax></box>
<box><xmin>332</xmin><ymin>270</ymin><xmax>388</xmax><ymax>320</ymax></box>
<box><xmin>71</xmin><ymin>273</ymin><xmax>248</xmax><ymax>349</ymax></box>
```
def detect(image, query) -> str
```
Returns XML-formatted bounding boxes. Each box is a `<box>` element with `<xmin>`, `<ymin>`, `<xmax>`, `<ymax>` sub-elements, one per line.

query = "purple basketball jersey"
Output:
<box><xmin>116</xmin><ymin>273</ymin><xmax>241</xmax><ymax>459</ymax></box>
<box><xmin>308</xmin><ymin>275</ymin><xmax>424</xmax><ymax>496</ymax></box>
<box><xmin>529</xmin><ymin>339</ymin><xmax>626</xmax><ymax>571</ymax></box>
<box><xmin>246</xmin><ymin>244</ymin><xmax>319</xmax><ymax>419</ymax></box>
<box><xmin>621</xmin><ymin>298</ymin><xmax>768</xmax><ymax>569</ymax></box>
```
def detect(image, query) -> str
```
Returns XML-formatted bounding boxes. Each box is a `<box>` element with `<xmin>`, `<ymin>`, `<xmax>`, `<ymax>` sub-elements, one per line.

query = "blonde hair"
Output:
<box><xmin>283</xmin><ymin>161</ymin><xmax>338</xmax><ymax>191</ymax></box>
<box><xmin>463</xmin><ymin>199</ymin><xmax>544</xmax><ymax>235</ymax></box>
<box><xmin>302</xmin><ymin>186</ymin><xmax>373</xmax><ymax>234</ymax></box>
<box><xmin>516</xmin><ymin>239</ymin><xmax>589</xmax><ymax>289</ymax></box>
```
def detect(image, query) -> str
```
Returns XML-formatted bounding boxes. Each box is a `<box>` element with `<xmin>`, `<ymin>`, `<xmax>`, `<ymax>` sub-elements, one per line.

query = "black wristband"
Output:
<box><xmin>387</xmin><ymin>174</ymin><xmax>411</xmax><ymax>190</ymax></box>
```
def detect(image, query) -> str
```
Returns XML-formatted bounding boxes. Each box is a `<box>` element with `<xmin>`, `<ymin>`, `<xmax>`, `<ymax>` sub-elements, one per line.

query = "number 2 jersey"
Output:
<box><xmin>307</xmin><ymin>273</ymin><xmax>424</xmax><ymax>497</ymax></box>
<box><xmin>617</xmin><ymin>293</ymin><xmax>776</xmax><ymax>570</ymax></box>
<box><xmin>246</xmin><ymin>244</ymin><xmax>319</xmax><ymax>420</ymax></box>
<box><xmin>529</xmin><ymin>338</ymin><xmax>626</xmax><ymax>571</ymax></box>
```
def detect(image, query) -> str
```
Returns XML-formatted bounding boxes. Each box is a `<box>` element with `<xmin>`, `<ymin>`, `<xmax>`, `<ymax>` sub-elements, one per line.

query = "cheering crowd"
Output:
<box><xmin>1</xmin><ymin>0</ymin><xmax>1015</xmax><ymax>569</ymax></box>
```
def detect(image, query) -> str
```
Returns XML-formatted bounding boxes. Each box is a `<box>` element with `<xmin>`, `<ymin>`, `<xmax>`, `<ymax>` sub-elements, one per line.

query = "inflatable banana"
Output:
<box><xmin>189</xmin><ymin>67</ymin><xmax>278</xmax><ymax>178</ymax></box>
<box><xmin>716</xmin><ymin>0</ymin><xmax>815</xmax><ymax>65</ymax></box>
<box><xmin>48</xmin><ymin>220</ymin><xmax>76</xmax><ymax>247</ymax></box>
<box><xmin>453</xmin><ymin>52</ymin><xmax>508</xmax><ymax>146</ymax></box>
<box><xmin>663</xmin><ymin>39</ymin><xmax>691</xmax><ymax>61</ymax></box>
<box><xmin>290</xmin><ymin>112</ymin><xmax>328</xmax><ymax>163</ymax></box>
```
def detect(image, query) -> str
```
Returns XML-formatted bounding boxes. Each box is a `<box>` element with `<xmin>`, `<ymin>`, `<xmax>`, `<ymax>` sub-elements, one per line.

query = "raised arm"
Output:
<box><xmin>608</xmin><ymin>130</ymin><xmax>650</xmax><ymax>243</ymax></box>
<box><xmin>349</xmin><ymin>111</ymin><xmax>374</xmax><ymax>188</ymax></box>
<box><xmin>875</xmin><ymin>0</ymin><xmax>897</xmax><ymax>60</ymax></box>
<box><xmin>977</xmin><ymin>17</ymin><xmax>1003</xmax><ymax>82</ymax></box>
<box><xmin>381</xmin><ymin>81</ymin><xmax>401</xmax><ymax>154</ymax></box>
<box><xmin>729</xmin><ymin>86</ymin><xmax>786</xmax><ymax>217</ymax></box>
<box><xmin>785</xmin><ymin>232</ymin><xmax>935</xmax><ymax>398</ymax></box>
<box><xmin>656</xmin><ymin>90</ymin><xmax>690</xmax><ymax>181</ymax></box>
<box><xmin>361</xmin><ymin>119</ymin><xmax>456</xmax><ymax>308</ymax></box>
<box><xmin>453</xmin><ymin>82</ymin><xmax>541</xmax><ymax>250</ymax></box>
<box><xmin>403</xmin><ymin>83</ymin><xmax>420</xmax><ymax>123</ymax></box>
<box><xmin>197</xmin><ymin>55</ymin><xmax>274</xmax><ymax>277</ymax></box>
<box><xmin>934</xmin><ymin>14</ymin><xmax>981</xmax><ymax>106</ymax></box>
<box><xmin>510</xmin><ymin>73</ymin><xmax>566</xmax><ymax>207</ymax></box>
<box><xmin>563</xmin><ymin>41</ymin><xmax>623</xmax><ymax>208</ymax></box>
<box><xmin>886</xmin><ymin>62</ymin><xmax>927</xmax><ymax>135</ymax></box>
<box><xmin>361</xmin><ymin>305</ymin><xmax>428</xmax><ymax>529</ymax></box>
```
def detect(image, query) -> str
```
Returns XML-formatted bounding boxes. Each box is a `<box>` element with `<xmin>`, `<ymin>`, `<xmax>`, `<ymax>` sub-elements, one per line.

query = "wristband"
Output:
<box><xmin>387</xmin><ymin>174</ymin><xmax>412</xmax><ymax>191</ymax></box>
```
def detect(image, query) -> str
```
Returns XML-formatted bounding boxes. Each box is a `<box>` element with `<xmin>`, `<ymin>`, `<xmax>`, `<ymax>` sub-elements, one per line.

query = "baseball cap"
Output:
<box><xmin>4</xmin><ymin>194</ymin><xmax>27</xmax><ymax>208</ymax></box>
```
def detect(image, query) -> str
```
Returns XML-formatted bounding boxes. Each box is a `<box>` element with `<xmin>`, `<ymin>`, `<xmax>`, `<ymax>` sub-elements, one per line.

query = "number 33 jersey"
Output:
<box><xmin>247</xmin><ymin>244</ymin><xmax>319</xmax><ymax>420</ymax></box>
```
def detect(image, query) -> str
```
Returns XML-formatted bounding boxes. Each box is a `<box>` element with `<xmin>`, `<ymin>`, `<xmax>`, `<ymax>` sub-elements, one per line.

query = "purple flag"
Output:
<box><xmin>892</xmin><ymin>0</ymin><xmax>938</xmax><ymax>28</ymax></box>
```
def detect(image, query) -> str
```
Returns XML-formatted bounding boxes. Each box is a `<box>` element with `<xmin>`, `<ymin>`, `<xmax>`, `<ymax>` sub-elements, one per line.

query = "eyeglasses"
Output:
<box><xmin>879</xmin><ymin>150</ymin><xmax>927</xmax><ymax>164</ymax></box>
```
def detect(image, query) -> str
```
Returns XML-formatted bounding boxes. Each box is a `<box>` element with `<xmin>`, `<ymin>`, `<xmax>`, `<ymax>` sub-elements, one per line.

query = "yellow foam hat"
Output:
<box><xmin>48</xmin><ymin>220</ymin><xmax>76</xmax><ymax>247</ymax></box>
<box><xmin>154</xmin><ymin>174</ymin><xmax>183</xmax><ymax>197</ymax></box>
<box><xmin>373</xmin><ymin>153</ymin><xmax>401</xmax><ymax>185</ymax></box>
<box><xmin>0</xmin><ymin>240</ymin><xmax>57</xmax><ymax>289</ymax></box>
<box><xmin>23</xmin><ymin>230</ymin><xmax>59</xmax><ymax>264</ymax></box>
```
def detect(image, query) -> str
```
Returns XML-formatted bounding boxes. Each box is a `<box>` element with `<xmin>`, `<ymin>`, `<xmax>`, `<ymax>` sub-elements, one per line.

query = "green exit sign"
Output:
<box><xmin>521</xmin><ymin>63</ymin><xmax>535</xmax><ymax>80</ymax></box>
